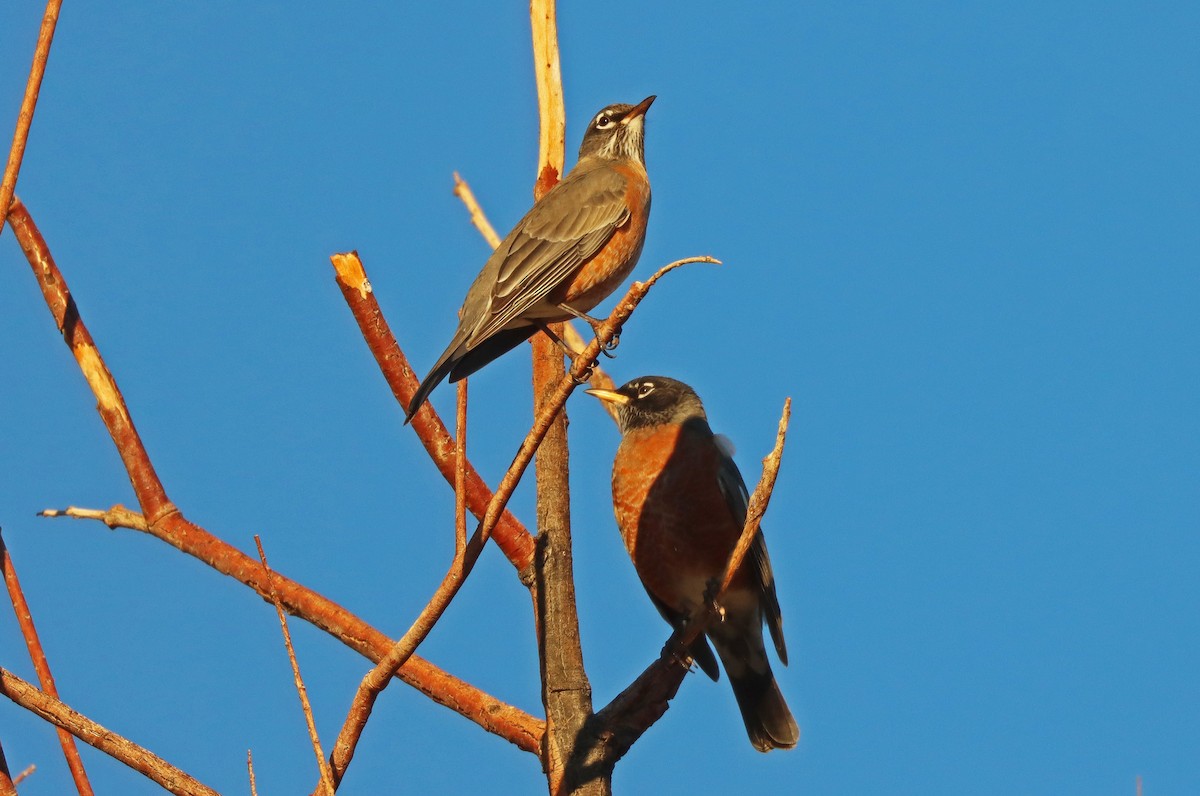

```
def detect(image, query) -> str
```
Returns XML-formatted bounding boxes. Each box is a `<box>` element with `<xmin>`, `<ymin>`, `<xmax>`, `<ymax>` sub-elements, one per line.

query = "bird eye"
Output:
<box><xmin>637</xmin><ymin>382</ymin><xmax>655</xmax><ymax>398</ymax></box>
<box><xmin>595</xmin><ymin>113</ymin><xmax>614</xmax><ymax>128</ymax></box>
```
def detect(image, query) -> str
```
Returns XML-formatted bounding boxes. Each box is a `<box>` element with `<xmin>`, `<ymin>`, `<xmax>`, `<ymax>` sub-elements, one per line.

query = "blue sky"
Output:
<box><xmin>2</xmin><ymin>2</ymin><xmax>1197</xmax><ymax>793</ymax></box>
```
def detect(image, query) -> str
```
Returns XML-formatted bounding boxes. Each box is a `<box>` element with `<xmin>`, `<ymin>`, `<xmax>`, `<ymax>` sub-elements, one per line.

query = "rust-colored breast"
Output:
<box><xmin>556</xmin><ymin>161</ymin><xmax>651</xmax><ymax>311</ymax></box>
<box><xmin>612</xmin><ymin>422</ymin><xmax>748</xmax><ymax>613</ymax></box>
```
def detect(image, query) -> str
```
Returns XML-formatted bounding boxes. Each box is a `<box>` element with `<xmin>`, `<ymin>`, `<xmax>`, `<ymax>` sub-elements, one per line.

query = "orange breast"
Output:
<box><xmin>553</xmin><ymin>162</ymin><xmax>651</xmax><ymax>311</ymax></box>
<box><xmin>611</xmin><ymin>423</ymin><xmax>749</xmax><ymax>613</ymax></box>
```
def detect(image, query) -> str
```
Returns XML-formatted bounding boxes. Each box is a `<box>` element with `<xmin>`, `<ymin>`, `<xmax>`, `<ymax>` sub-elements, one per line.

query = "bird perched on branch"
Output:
<box><xmin>405</xmin><ymin>95</ymin><xmax>656</xmax><ymax>423</ymax></box>
<box><xmin>587</xmin><ymin>376</ymin><xmax>799</xmax><ymax>752</ymax></box>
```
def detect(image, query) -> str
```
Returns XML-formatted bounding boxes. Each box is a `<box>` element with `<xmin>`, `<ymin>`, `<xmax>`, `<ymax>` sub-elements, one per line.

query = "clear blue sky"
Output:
<box><xmin>2</xmin><ymin>2</ymin><xmax>1197</xmax><ymax>794</ymax></box>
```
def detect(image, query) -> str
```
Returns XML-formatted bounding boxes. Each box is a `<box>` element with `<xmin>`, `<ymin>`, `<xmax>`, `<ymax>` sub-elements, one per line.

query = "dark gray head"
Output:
<box><xmin>586</xmin><ymin>375</ymin><xmax>707</xmax><ymax>433</ymax></box>
<box><xmin>577</xmin><ymin>95</ymin><xmax>655</xmax><ymax>164</ymax></box>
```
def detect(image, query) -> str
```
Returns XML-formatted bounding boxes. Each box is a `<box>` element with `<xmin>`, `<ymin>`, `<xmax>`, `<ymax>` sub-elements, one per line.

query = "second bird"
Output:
<box><xmin>587</xmin><ymin>376</ymin><xmax>799</xmax><ymax>752</ymax></box>
<box><xmin>405</xmin><ymin>96</ymin><xmax>656</xmax><ymax>423</ymax></box>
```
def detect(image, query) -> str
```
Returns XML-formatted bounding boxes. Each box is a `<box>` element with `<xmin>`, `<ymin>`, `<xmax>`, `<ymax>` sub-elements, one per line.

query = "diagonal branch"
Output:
<box><xmin>7</xmin><ymin>198</ymin><xmax>174</xmax><ymax>522</ymax></box>
<box><xmin>1</xmin><ymin>529</ymin><xmax>93</xmax><ymax>795</ymax></box>
<box><xmin>0</xmin><ymin>0</ymin><xmax>62</xmax><ymax>236</ymax></box>
<box><xmin>331</xmin><ymin>251</ymin><xmax>538</xmax><ymax>576</ymax></box>
<box><xmin>40</xmin><ymin>503</ymin><xmax>545</xmax><ymax>755</ymax></box>
<box><xmin>0</xmin><ymin>668</ymin><xmax>219</xmax><ymax>796</ymax></box>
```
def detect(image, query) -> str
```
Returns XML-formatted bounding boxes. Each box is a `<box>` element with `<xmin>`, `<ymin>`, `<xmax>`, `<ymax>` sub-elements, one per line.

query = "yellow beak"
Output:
<box><xmin>584</xmin><ymin>388</ymin><xmax>630</xmax><ymax>406</ymax></box>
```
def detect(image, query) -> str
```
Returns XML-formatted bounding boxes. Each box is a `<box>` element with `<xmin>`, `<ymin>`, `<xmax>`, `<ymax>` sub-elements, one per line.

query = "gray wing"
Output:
<box><xmin>714</xmin><ymin>436</ymin><xmax>788</xmax><ymax>665</ymax></box>
<box><xmin>464</xmin><ymin>165</ymin><xmax>630</xmax><ymax>348</ymax></box>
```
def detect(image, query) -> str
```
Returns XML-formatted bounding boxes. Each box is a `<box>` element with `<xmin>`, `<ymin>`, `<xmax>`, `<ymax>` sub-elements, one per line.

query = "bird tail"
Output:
<box><xmin>404</xmin><ymin>337</ymin><xmax>463</xmax><ymax>424</ymax></box>
<box><xmin>712</xmin><ymin>633</ymin><xmax>799</xmax><ymax>752</ymax></box>
<box><xmin>726</xmin><ymin>664</ymin><xmax>799</xmax><ymax>752</ymax></box>
<box><xmin>405</xmin><ymin>326</ymin><xmax>539</xmax><ymax>424</ymax></box>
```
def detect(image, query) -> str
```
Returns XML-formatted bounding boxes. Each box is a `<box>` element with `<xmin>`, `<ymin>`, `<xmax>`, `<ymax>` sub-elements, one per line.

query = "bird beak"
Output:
<box><xmin>621</xmin><ymin>95</ymin><xmax>656</xmax><ymax>124</ymax></box>
<box><xmin>585</xmin><ymin>388</ymin><xmax>631</xmax><ymax>406</ymax></box>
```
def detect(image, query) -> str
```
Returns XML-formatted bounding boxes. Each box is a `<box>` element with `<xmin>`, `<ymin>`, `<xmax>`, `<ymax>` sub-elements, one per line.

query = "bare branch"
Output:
<box><xmin>40</xmin><ymin>504</ymin><xmax>545</xmax><ymax>754</ymax></box>
<box><xmin>7</xmin><ymin>199</ymin><xmax>174</xmax><ymax>524</ymax></box>
<box><xmin>247</xmin><ymin>751</ymin><xmax>258</xmax><ymax>796</ymax></box>
<box><xmin>330</xmin><ymin>251</ymin><xmax>537</xmax><ymax>576</ymax></box>
<box><xmin>0</xmin><ymin>0</ymin><xmax>62</xmax><ymax>235</ymax></box>
<box><xmin>530</xmin><ymin>0</ymin><xmax>565</xmax><ymax>196</ymax></box>
<box><xmin>1</xmin><ymin>529</ymin><xmax>94</xmax><ymax>794</ymax></box>
<box><xmin>254</xmin><ymin>537</ymin><xmax>335</xmax><ymax>795</ymax></box>
<box><xmin>0</xmin><ymin>668</ymin><xmax>219</xmax><ymax>796</ymax></box>
<box><xmin>452</xmin><ymin>172</ymin><xmax>502</xmax><ymax>248</ymax></box>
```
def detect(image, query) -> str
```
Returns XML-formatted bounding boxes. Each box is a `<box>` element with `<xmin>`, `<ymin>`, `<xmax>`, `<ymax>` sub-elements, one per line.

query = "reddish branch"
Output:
<box><xmin>1</xmin><ymin>530</ymin><xmax>93</xmax><ymax>794</ymax></box>
<box><xmin>10</xmin><ymin>200</ymin><xmax>543</xmax><ymax>753</ymax></box>
<box><xmin>0</xmin><ymin>0</ymin><xmax>61</xmax><ymax>235</ymax></box>
<box><xmin>0</xmin><ymin>668</ymin><xmax>219</xmax><ymax>796</ymax></box>
<box><xmin>330</xmin><ymin>252</ymin><xmax>537</xmax><ymax>575</ymax></box>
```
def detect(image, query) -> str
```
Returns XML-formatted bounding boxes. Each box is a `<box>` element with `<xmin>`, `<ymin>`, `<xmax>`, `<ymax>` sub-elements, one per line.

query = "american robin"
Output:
<box><xmin>404</xmin><ymin>95</ymin><xmax>657</xmax><ymax>423</ymax></box>
<box><xmin>587</xmin><ymin>376</ymin><xmax>799</xmax><ymax>752</ymax></box>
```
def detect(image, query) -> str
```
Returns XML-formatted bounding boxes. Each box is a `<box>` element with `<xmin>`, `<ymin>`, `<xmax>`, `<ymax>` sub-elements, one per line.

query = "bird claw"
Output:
<box><xmin>570</xmin><ymin>364</ymin><xmax>595</xmax><ymax>385</ymax></box>
<box><xmin>600</xmin><ymin>332</ymin><xmax>620</xmax><ymax>357</ymax></box>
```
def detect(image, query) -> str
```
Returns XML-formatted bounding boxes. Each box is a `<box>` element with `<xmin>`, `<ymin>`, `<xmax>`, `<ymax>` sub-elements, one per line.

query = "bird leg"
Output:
<box><xmin>534</xmin><ymin>321</ymin><xmax>595</xmax><ymax>384</ymax></box>
<box><xmin>557</xmin><ymin>303</ymin><xmax>621</xmax><ymax>357</ymax></box>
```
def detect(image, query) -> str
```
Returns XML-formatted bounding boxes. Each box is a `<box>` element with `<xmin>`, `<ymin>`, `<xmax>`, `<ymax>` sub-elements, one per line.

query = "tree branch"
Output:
<box><xmin>0</xmin><ymin>668</ymin><xmax>219</xmax><ymax>796</ymax></box>
<box><xmin>330</xmin><ymin>251</ymin><xmax>538</xmax><ymax>576</ymax></box>
<box><xmin>0</xmin><ymin>0</ymin><xmax>62</xmax><ymax>236</ymax></box>
<box><xmin>39</xmin><ymin>503</ymin><xmax>545</xmax><ymax>755</ymax></box>
<box><xmin>1</xmin><ymin>529</ymin><xmax>93</xmax><ymax>794</ymax></box>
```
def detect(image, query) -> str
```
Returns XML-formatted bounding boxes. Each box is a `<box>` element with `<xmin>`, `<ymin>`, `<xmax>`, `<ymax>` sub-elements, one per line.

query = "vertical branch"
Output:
<box><xmin>529</xmin><ymin>2</ymin><xmax>601</xmax><ymax>793</ymax></box>
<box><xmin>0</xmin><ymin>0</ymin><xmax>62</xmax><ymax>234</ymax></box>
<box><xmin>1</xmin><ymin>530</ymin><xmax>94</xmax><ymax>795</ymax></box>
<box><xmin>530</xmin><ymin>0</ymin><xmax>565</xmax><ymax>195</ymax></box>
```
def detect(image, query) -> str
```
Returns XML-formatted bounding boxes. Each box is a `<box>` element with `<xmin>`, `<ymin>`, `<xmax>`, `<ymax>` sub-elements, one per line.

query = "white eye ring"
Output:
<box><xmin>637</xmin><ymin>382</ymin><xmax>655</xmax><ymax>398</ymax></box>
<box><xmin>594</xmin><ymin>112</ymin><xmax>616</xmax><ymax>129</ymax></box>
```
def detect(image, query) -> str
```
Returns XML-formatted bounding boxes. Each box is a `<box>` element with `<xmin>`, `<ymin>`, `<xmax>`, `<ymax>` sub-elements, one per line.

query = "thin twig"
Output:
<box><xmin>247</xmin><ymin>751</ymin><xmax>258</xmax><ymax>796</ymax></box>
<box><xmin>255</xmin><ymin>537</ymin><xmax>335</xmax><ymax>795</ymax></box>
<box><xmin>1</xmin><ymin>529</ymin><xmax>94</xmax><ymax>794</ymax></box>
<box><xmin>324</xmin><ymin>380</ymin><xmax>473</xmax><ymax>790</ymax></box>
<box><xmin>452</xmin><ymin>172</ymin><xmax>501</xmax><ymax>248</ymax></box>
<box><xmin>0</xmin><ymin>0</ymin><xmax>62</xmax><ymax>236</ymax></box>
<box><xmin>0</xmin><ymin>668</ymin><xmax>219</xmax><ymax>796</ymax></box>
<box><xmin>13</xmin><ymin>765</ymin><xmax>35</xmax><ymax>786</ymax></box>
